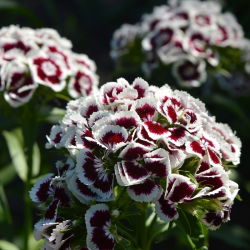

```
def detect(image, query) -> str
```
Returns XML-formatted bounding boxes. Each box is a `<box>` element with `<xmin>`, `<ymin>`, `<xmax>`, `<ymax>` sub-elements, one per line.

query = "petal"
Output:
<box><xmin>66</xmin><ymin>173</ymin><xmax>101</xmax><ymax>203</ymax></box>
<box><xmin>76</xmin><ymin>149</ymin><xmax>101</xmax><ymax>185</ymax></box>
<box><xmin>90</xmin><ymin>174</ymin><xmax>114</xmax><ymax>199</ymax></box>
<box><xmin>86</xmin><ymin>227</ymin><xmax>115</xmax><ymax>250</ymax></box>
<box><xmin>135</xmin><ymin>97</ymin><xmax>157</xmax><ymax>121</ymax></box>
<box><xmin>44</xmin><ymin>199</ymin><xmax>60</xmax><ymax>220</ymax></box>
<box><xmin>34</xmin><ymin>219</ymin><xmax>57</xmax><ymax>241</ymax></box>
<box><xmin>45</xmin><ymin>125</ymin><xmax>64</xmax><ymax>149</ymax></box>
<box><xmin>155</xmin><ymin>195</ymin><xmax>178</xmax><ymax>222</ymax></box>
<box><xmin>29</xmin><ymin>173</ymin><xmax>53</xmax><ymax>203</ymax></box>
<box><xmin>164</xmin><ymin>103</ymin><xmax>178</xmax><ymax>124</ymax></box>
<box><xmin>113</xmin><ymin>111</ymin><xmax>140</xmax><ymax>129</ymax></box>
<box><xmin>186</xmin><ymin>140</ymin><xmax>205</xmax><ymax>158</ymax></box>
<box><xmin>55</xmin><ymin>158</ymin><xmax>74</xmax><ymax>176</ymax></box>
<box><xmin>88</xmin><ymin>110</ymin><xmax>111</xmax><ymax>128</ymax></box>
<box><xmin>127</xmin><ymin>179</ymin><xmax>162</xmax><ymax>202</ymax></box>
<box><xmin>75</xmin><ymin>128</ymin><xmax>98</xmax><ymax>150</ymax></box>
<box><xmin>144</xmin><ymin>149</ymin><xmax>171</xmax><ymax>177</ymax></box>
<box><xmin>118</xmin><ymin>161</ymin><xmax>150</xmax><ymax>186</ymax></box>
<box><xmin>132</xmin><ymin>77</ymin><xmax>149</xmax><ymax>99</ymax></box>
<box><xmin>135</xmin><ymin>126</ymin><xmax>156</xmax><ymax>147</ymax></box>
<box><xmin>85</xmin><ymin>203</ymin><xmax>111</xmax><ymax>229</ymax></box>
<box><xmin>202</xmin><ymin>210</ymin><xmax>224</xmax><ymax>230</ymax></box>
<box><xmin>79</xmin><ymin>96</ymin><xmax>99</xmax><ymax>119</ymax></box>
<box><xmin>94</xmin><ymin>125</ymin><xmax>128</xmax><ymax>151</ymax></box>
<box><xmin>207</xmin><ymin>147</ymin><xmax>221</xmax><ymax>167</ymax></box>
<box><xmin>167</xmin><ymin>127</ymin><xmax>187</xmax><ymax>146</ymax></box>
<box><xmin>119</xmin><ymin>142</ymin><xmax>150</xmax><ymax>160</ymax></box>
<box><xmin>54</xmin><ymin>186</ymin><xmax>70</xmax><ymax>206</ymax></box>
<box><xmin>114</xmin><ymin>162</ymin><xmax>131</xmax><ymax>186</ymax></box>
<box><xmin>168</xmin><ymin>147</ymin><xmax>187</xmax><ymax>170</ymax></box>
<box><xmin>143</xmin><ymin>120</ymin><xmax>168</xmax><ymax>140</ymax></box>
<box><xmin>195</xmin><ymin>165</ymin><xmax>227</xmax><ymax>190</ymax></box>
<box><xmin>165</xmin><ymin>174</ymin><xmax>196</xmax><ymax>203</ymax></box>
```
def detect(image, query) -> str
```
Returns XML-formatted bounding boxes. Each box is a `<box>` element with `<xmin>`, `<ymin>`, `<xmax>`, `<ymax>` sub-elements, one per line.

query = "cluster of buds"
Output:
<box><xmin>31</xmin><ymin>77</ymin><xmax>241</xmax><ymax>249</ymax></box>
<box><xmin>0</xmin><ymin>25</ymin><xmax>98</xmax><ymax>107</ymax></box>
<box><xmin>111</xmin><ymin>0</ymin><xmax>250</xmax><ymax>88</ymax></box>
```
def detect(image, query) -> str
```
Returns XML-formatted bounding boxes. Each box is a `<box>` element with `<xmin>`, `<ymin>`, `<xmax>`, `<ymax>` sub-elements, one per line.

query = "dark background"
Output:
<box><xmin>0</xmin><ymin>0</ymin><xmax>250</xmax><ymax>249</ymax></box>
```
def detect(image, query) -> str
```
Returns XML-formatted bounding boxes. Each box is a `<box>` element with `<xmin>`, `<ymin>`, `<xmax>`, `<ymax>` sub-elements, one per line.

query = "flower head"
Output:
<box><xmin>0</xmin><ymin>25</ymin><xmax>98</xmax><ymax>107</ymax></box>
<box><xmin>111</xmin><ymin>0</ymin><xmax>249</xmax><ymax>89</ymax></box>
<box><xmin>42</xmin><ymin>78</ymin><xmax>241</xmax><ymax>242</ymax></box>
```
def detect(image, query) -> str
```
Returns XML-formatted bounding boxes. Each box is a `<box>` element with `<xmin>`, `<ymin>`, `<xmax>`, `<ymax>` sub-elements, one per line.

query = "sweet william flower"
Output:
<box><xmin>32</xmin><ymin>77</ymin><xmax>241</xmax><ymax>249</ymax></box>
<box><xmin>45</xmin><ymin>77</ymin><xmax>240</xmax><ymax>225</ymax></box>
<box><xmin>111</xmin><ymin>0</ymin><xmax>250</xmax><ymax>89</ymax></box>
<box><xmin>0</xmin><ymin>25</ymin><xmax>99</xmax><ymax>107</ymax></box>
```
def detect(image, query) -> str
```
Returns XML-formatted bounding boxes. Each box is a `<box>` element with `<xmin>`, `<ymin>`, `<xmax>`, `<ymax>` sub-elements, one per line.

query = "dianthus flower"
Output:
<box><xmin>32</xmin><ymin>77</ymin><xmax>241</xmax><ymax>249</ymax></box>
<box><xmin>0</xmin><ymin>25</ymin><xmax>98</xmax><ymax>107</ymax></box>
<box><xmin>111</xmin><ymin>0</ymin><xmax>250</xmax><ymax>89</ymax></box>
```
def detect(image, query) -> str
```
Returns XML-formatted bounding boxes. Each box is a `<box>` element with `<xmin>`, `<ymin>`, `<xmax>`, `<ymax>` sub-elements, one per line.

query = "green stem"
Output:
<box><xmin>21</xmin><ymin>104</ymin><xmax>37</xmax><ymax>250</ymax></box>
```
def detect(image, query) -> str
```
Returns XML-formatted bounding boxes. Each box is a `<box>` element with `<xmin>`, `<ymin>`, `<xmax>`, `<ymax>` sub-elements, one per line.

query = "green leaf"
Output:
<box><xmin>177</xmin><ymin>210</ymin><xmax>209</xmax><ymax>250</ymax></box>
<box><xmin>0</xmin><ymin>241</ymin><xmax>19</xmax><ymax>250</ymax></box>
<box><xmin>3</xmin><ymin>129</ymin><xmax>28</xmax><ymax>181</ymax></box>
<box><xmin>32</xmin><ymin>143</ymin><xmax>40</xmax><ymax>177</ymax></box>
<box><xmin>38</xmin><ymin>107</ymin><xmax>65</xmax><ymax>123</ymax></box>
<box><xmin>28</xmin><ymin>233</ymin><xmax>44</xmax><ymax>250</ymax></box>
<box><xmin>0</xmin><ymin>0</ymin><xmax>17</xmax><ymax>8</ymax></box>
<box><xmin>0</xmin><ymin>164</ymin><xmax>16</xmax><ymax>185</ymax></box>
<box><xmin>0</xmin><ymin>185</ymin><xmax>12</xmax><ymax>223</ymax></box>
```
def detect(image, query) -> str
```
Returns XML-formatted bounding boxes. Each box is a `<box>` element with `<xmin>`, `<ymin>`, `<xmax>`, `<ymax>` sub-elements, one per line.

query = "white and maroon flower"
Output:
<box><xmin>46</xmin><ymin>125</ymin><xmax>64</xmax><ymax>149</ymax></box>
<box><xmin>110</xmin><ymin>24</ymin><xmax>139</xmax><ymax>58</ymax></box>
<box><xmin>40</xmin><ymin>76</ymin><xmax>241</xmax><ymax>244</ymax></box>
<box><xmin>1</xmin><ymin>60</ymin><xmax>38</xmax><ymax>107</ymax></box>
<box><xmin>211</xmin><ymin>123</ymin><xmax>241</xmax><ymax>165</ymax></box>
<box><xmin>155</xmin><ymin>194</ymin><xmax>178</xmax><ymax>222</ymax></box>
<box><xmin>30</xmin><ymin>173</ymin><xmax>54</xmax><ymax>203</ymax></box>
<box><xmin>173</xmin><ymin>58</ymin><xmax>206</xmax><ymax>87</ymax></box>
<box><xmin>165</xmin><ymin>174</ymin><xmax>196</xmax><ymax>203</ymax></box>
<box><xmin>30</xmin><ymin>56</ymin><xmax>67</xmax><ymax>92</ymax></box>
<box><xmin>94</xmin><ymin>125</ymin><xmax>129</xmax><ymax>151</ymax></box>
<box><xmin>202</xmin><ymin>207</ymin><xmax>231</xmax><ymax>230</ymax></box>
<box><xmin>85</xmin><ymin>204</ymin><xmax>115</xmax><ymax>250</ymax></box>
<box><xmin>0</xmin><ymin>25</ymin><xmax>99</xmax><ymax>106</ymax></box>
<box><xmin>142</xmin><ymin>23</ymin><xmax>177</xmax><ymax>52</ymax></box>
<box><xmin>186</xmin><ymin>133</ymin><xmax>221</xmax><ymax>168</ymax></box>
<box><xmin>0</xmin><ymin>38</ymin><xmax>38</xmax><ymax>61</ymax></box>
<box><xmin>68</xmin><ymin>67</ymin><xmax>98</xmax><ymax>98</ymax></box>
<box><xmin>127</xmin><ymin>179</ymin><xmax>162</xmax><ymax>202</ymax></box>
<box><xmin>111</xmin><ymin>0</ymin><xmax>248</xmax><ymax>89</ymax></box>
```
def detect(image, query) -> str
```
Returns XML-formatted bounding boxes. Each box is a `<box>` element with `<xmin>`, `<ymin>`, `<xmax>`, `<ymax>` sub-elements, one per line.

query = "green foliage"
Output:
<box><xmin>0</xmin><ymin>185</ymin><xmax>12</xmax><ymax>224</ymax></box>
<box><xmin>3</xmin><ymin>129</ymin><xmax>28</xmax><ymax>181</ymax></box>
<box><xmin>177</xmin><ymin>210</ymin><xmax>209</xmax><ymax>250</ymax></box>
<box><xmin>0</xmin><ymin>240</ymin><xmax>19</xmax><ymax>250</ymax></box>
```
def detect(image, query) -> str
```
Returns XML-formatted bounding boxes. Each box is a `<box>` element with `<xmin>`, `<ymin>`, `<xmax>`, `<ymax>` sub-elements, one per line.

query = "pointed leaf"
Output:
<box><xmin>3</xmin><ymin>129</ymin><xmax>28</xmax><ymax>181</ymax></box>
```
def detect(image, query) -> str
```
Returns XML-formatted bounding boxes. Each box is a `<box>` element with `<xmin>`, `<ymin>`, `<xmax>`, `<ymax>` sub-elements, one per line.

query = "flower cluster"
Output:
<box><xmin>0</xmin><ymin>25</ymin><xmax>98</xmax><ymax>107</ymax></box>
<box><xmin>31</xmin><ymin>77</ymin><xmax>241</xmax><ymax>249</ymax></box>
<box><xmin>111</xmin><ymin>0</ymin><xmax>250</xmax><ymax>88</ymax></box>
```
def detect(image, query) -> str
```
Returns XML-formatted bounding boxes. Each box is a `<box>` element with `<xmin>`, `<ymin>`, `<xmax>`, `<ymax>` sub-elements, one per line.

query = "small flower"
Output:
<box><xmin>173</xmin><ymin>58</ymin><xmax>206</xmax><ymax>87</ymax></box>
